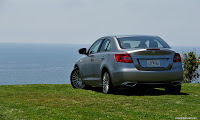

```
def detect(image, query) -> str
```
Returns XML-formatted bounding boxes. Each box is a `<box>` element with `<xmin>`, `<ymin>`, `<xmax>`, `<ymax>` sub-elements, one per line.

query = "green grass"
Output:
<box><xmin>0</xmin><ymin>84</ymin><xmax>199</xmax><ymax>120</ymax></box>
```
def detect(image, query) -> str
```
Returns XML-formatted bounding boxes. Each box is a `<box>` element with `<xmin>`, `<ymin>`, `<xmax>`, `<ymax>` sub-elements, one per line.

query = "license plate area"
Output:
<box><xmin>147</xmin><ymin>60</ymin><xmax>160</xmax><ymax>67</ymax></box>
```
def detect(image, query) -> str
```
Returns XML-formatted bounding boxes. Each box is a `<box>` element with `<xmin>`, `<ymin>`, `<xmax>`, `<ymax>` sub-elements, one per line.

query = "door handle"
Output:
<box><xmin>89</xmin><ymin>55</ymin><xmax>94</xmax><ymax>61</ymax></box>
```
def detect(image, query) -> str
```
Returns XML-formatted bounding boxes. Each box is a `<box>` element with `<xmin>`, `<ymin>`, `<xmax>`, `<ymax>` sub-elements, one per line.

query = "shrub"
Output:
<box><xmin>182</xmin><ymin>52</ymin><xmax>200</xmax><ymax>83</ymax></box>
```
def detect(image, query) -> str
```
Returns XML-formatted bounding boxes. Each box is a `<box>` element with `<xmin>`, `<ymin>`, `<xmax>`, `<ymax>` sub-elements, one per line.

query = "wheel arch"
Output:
<box><xmin>73</xmin><ymin>64</ymin><xmax>84</xmax><ymax>78</ymax></box>
<box><xmin>74</xmin><ymin>64</ymin><xmax>79</xmax><ymax>69</ymax></box>
<box><xmin>101</xmin><ymin>66</ymin><xmax>113</xmax><ymax>85</ymax></box>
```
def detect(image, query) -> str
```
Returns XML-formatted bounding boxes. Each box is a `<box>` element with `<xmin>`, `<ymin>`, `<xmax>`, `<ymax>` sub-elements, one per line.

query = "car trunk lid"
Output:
<box><xmin>127</xmin><ymin>49</ymin><xmax>175</xmax><ymax>71</ymax></box>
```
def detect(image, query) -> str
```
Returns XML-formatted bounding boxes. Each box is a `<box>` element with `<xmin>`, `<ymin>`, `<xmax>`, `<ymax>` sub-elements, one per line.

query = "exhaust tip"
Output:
<box><xmin>122</xmin><ymin>82</ymin><xmax>137</xmax><ymax>87</ymax></box>
<box><xmin>171</xmin><ymin>81</ymin><xmax>182</xmax><ymax>86</ymax></box>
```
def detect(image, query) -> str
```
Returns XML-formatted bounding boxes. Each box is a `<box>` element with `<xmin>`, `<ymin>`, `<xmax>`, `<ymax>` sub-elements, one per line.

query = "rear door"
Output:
<box><xmin>92</xmin><ymin>39</ymin><xmax>111</xmax><ymax>80</ymax></box>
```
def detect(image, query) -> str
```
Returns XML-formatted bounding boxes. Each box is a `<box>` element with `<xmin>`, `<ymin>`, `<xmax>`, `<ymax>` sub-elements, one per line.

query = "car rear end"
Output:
<box><xmin>110</xmin><ymin>35</ymin><xmax>183</xmax><ymax>89</ymax></box>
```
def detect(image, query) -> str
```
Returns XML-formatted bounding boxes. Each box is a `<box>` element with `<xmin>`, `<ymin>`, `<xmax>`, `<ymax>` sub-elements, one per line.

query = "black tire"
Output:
<box><xmin>102</xmin><ymin>70</ymin><xmax>115</xmax><ymax>94</ymax></box>
<box><xmin>165</xmin><ymin>84</ymin><xmax>181</xmax><ymax>95</ymax></box>
<box><xmin>70</xmin><ymin>68</ymin><xmax>85</xmax><ymax>89</ymax></box>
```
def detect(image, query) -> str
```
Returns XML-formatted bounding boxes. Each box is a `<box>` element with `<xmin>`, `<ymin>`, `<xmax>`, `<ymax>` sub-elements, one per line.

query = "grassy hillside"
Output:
<box><xmin>0</xmin><ymin>84</ymin><xmax>199</xmax><ymax>120</ymax></box>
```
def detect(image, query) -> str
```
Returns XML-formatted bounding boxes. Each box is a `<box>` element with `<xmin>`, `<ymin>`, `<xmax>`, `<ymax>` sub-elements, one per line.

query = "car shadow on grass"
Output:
<box><xmin>86</xmin><ymin>87</ymin><xmax>189</xmax><ymax>96</ymax></box>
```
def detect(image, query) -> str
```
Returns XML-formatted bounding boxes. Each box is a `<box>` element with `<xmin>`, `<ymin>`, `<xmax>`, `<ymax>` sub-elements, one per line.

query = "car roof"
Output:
<box><xmin>103</xmin><ymin>35</ymin><xmax>158</xmax><ymax>38</ymax></box>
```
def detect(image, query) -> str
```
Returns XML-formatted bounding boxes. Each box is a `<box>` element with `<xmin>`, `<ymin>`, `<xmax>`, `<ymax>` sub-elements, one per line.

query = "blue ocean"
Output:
<box><xmin>0</xmin><ymin>43</ymin><xmax>89</xmax><ymax>85</ymax></box>
<box><xmin>0</xmin><ymin>43</ymin><xmax>199</xmax><ymax>85</ymax></box>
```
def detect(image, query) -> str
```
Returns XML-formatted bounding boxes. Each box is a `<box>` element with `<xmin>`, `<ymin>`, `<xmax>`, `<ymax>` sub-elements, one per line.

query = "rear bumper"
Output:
<box><xmin>111</xmin><ymin>67</ymin><xmax>183</xmax><ymax>86</ymax></box>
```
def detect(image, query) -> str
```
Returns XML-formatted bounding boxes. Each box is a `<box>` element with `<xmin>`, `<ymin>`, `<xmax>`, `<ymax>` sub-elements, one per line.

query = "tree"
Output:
<box><xmin>182</xmin><ymin>52</ymin><xmax>200</xmax><ymax>83</ymax></box>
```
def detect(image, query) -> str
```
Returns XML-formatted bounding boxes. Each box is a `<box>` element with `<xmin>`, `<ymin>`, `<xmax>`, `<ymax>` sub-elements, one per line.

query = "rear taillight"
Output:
<box><xmin>115</xmin><ymin>53</ymin><xmax>133</xmax><ymax>63</ymax></box>
<box><xmin>173</xmin><ymin>53</ymin><xmax>182</xmax><ymax>62</ymax></box>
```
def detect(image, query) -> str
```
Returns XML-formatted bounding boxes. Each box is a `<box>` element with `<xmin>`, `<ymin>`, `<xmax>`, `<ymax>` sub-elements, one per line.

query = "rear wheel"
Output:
<box><xmin>165</xmin><ymin>84</ymin><xmax>181</xmax><ymax>94</ymax></box>
<box><xmin>70</xmin><ymin>68</ymin><xmax>85</xmax><ymax>89</ymax></box>
<box><xmin>102</xmin><ymin>70</ymin><xmax>114</xmax><ymax>94</ymax></box>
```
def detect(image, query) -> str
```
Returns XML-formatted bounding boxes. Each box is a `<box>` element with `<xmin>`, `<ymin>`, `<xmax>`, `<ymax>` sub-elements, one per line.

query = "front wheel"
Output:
<box><xmin>102</xmin><ymin>71</ymin><xmax>114</xmax><ymax>94</ymax></box>
<box><xmin>70</xmin><ymin>68</ymin><xmax>85</xmax><ymax>89</ymax></box>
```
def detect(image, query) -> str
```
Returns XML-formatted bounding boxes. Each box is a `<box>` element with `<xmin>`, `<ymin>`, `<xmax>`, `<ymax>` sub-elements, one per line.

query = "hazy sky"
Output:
<box><xmin>0</xmin><ymin>0</ymin><xmax>200</xmax><ymax>46</ymax></box>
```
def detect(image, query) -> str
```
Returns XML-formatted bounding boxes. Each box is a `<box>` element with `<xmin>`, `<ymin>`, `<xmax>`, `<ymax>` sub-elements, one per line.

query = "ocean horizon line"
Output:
<box><xmin>0</xmin><ymin>42</ymin><xmax>91</xmax><ymax>45</ymax></box>
<box><xmin>0</xmin><ymin>42</ymin><xmax>200</xmax><ymax>47</ymax></box>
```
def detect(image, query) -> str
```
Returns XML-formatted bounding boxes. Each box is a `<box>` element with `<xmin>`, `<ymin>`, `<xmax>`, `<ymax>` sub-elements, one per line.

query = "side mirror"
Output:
<box><xmin>79</xmin><ymin>48</ymin><xmax>87</xmax><ymax>54</ymax></box>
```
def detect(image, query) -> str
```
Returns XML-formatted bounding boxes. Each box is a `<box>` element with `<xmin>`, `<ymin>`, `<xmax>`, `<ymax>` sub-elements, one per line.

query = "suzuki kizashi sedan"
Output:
<box><xmin>70</xmin><ymin>35</ymin><xmax>183</xmax><ymax>94</ymax></box>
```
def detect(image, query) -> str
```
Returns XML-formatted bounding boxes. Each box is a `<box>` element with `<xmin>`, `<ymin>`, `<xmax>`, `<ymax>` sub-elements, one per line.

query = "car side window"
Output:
<box><xmin>99</xmin><ymin>39</ymin><xmax>111</xmax><ymax>52</ymax></box>
<box><xmin>88</xmin><ymin>40</ymin><xmax>103</xmax><ymax>54</ymax></box>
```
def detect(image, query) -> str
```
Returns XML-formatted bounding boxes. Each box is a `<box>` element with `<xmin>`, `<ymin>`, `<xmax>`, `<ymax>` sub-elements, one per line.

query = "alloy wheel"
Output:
<box><xmin>71</xmin><ymin>69</ymin><xmax>85</xmax><ymax>89</ymax></box>
<box><xmin>103</xmin><ymin>72</ymin><xmax>110</xmax><ymax>94</ymax></box>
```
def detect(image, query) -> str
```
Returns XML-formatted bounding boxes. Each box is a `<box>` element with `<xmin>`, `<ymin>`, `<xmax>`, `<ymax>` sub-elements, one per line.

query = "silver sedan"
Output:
<box><xmin>70</xmin><ymin>35</ymin><xmax>183</xmax><ymax>94</ymax></box>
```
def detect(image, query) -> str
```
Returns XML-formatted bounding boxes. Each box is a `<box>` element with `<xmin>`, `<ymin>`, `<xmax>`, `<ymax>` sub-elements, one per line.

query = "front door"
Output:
<box><xmin>81</xmin><ymin>39</ymin><xmax>103</xmax><ymax>84</ymax></box>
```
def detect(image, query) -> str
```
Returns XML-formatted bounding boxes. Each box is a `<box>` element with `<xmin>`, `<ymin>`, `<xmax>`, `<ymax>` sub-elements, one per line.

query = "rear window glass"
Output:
<box><xmin>117</xmin><ymin>36</ymin><xmax>170</xmax><ymax>49</ymax></box>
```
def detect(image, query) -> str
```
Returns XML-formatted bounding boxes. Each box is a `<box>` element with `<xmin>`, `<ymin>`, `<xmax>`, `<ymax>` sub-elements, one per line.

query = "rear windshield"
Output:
<box><xmin>117</xmin><ymin>36</ymin><xmax>170</xmax><ymax>49</ymax></box>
